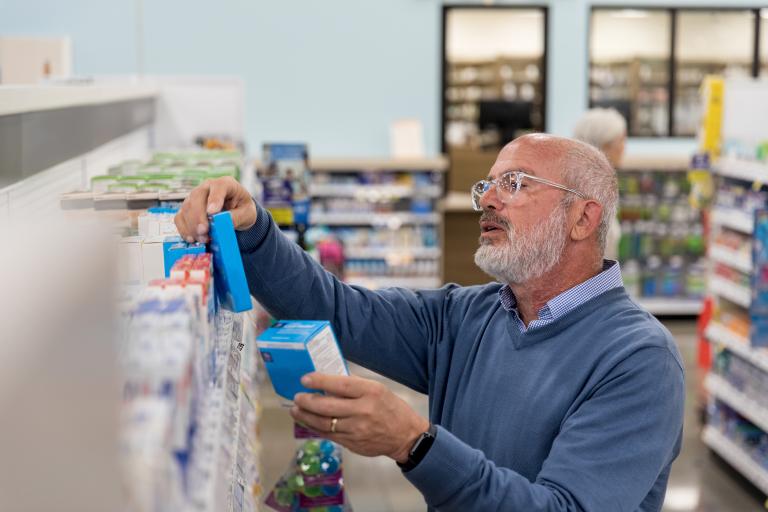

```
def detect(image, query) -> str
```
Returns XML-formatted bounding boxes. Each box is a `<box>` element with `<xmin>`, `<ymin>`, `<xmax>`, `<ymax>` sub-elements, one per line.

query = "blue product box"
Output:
<box><xmin>256</xmin><ymin>320</ymin><xmax>349</xmax><ymax>402</ymax></box>
<box><xmin>208</xmin><ymin>212</ymin><xmax>252</xmax><ymax>312</ymax></box>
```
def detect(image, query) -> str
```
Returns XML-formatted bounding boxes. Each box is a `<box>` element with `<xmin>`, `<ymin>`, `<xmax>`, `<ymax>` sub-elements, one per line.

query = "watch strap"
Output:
<box><xmin>397</xmin><ymin>423</ymin><xmax>437</xmax><ymax>472</ymax></box>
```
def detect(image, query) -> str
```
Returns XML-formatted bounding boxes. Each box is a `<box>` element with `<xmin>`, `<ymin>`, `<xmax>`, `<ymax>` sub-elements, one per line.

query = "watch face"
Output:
<box><xmin>410</xmin><ymin>428</ymin><xmax>436</xmax><ymax>459</ymax></box>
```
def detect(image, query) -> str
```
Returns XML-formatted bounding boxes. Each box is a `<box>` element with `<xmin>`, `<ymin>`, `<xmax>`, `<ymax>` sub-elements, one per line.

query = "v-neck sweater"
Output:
<box><xmin>237</xmin><ymin>204</ymin><xmax>685</xmax><ymax>512</ymax></box>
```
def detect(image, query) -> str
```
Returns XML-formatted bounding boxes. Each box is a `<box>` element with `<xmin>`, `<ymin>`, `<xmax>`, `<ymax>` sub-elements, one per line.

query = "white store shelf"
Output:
<box><xmin>310</xmin><ymin>184</ymin><xmax>442</xmax><ymax>199</ymax></box>
<box><xmin>702</xmin><ymin>426</ymin><xmax>768</xmax><ymax>496</ymax></box>
<box><xmin>311</xmin><ymin>212</ymin><xmax>441</xmax><ymax>226</ymax></box>
<box><xmin>635</xmin><ymin>298</ymin><xmax>702</xmax><ymax>315</ymax></box>
<box><xmin>711</xmin><ymin>207</ymin><xmax>754</xmax><ymax>234</ymax></box>
<box><xmin>345</xmin><ymin>247</ymin><xmax>441</xmax><ymax>260</ymax></box>
<box><xmin>705</xmin><ymin>373</ymin><xmax>768</xmax><ymax>433</ymax></box>
<box><xmin>310</xmin><ymin>157</ymin><xmax>448</xmax><ymax>172</ymax></box>
<box><xmin>345</xmin><ymin>276</ymin><xmax>442</xmax><ymax>289</ymax></box>
<box><xmin>709</xmin><ymin>275</ymin><xmax>752</xmax><ymax>309</ymax></box>
<box><xmin>0</xmin><ymin>83</ymin><xmax>159</xmax><ymax>116</ymax></box>
<box><xmin>715</xmin><ymin>157</ymin><xmax>768</xmax><ymax>183</ymax></box>
<box><xmin>709</xmin><ymin>244</ymin><xmax>753</xmax><ymax>274</ymax></box>
<box><xmin>441</xmin><ymin>192</ymin><xmax>476</xmax><ymax>213</ymax></box>
<box><xmin>705</xmin><ymin>322</ymin><xmax>768</xmax><ymax>374</ymax></box>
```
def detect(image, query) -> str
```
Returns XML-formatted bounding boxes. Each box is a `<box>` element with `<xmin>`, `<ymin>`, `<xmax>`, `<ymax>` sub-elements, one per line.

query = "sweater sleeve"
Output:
<box><xmin>235</xmin><ymin>202</ymin><xmax>455</xmax><ymax>393</ymax></box>
<box><xmin>404</xmin><ymin>346</ymin><xmax>684</xmax><ymax>511</ymax></box>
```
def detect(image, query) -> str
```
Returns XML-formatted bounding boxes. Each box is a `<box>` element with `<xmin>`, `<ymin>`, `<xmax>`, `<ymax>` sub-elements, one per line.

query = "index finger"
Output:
<box><xmin>301</xmin><ymin>373</ymin><xmax>367</xmax><ymax>399</ymax></box>
<box><xmin>175</xmin><ymin>183</ymin><xmax>211</xmax><ymax>242</ymax></box>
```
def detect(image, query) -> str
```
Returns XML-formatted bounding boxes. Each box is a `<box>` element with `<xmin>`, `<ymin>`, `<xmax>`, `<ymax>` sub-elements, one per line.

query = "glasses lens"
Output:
<box><xmin>496</xmin><ymin>172</ymin><xmax>519</xmax><ymax>203</ymax></box>
<box><xmin>471</xmin><ymin>181</ymin><xmax>486</xmax><ymax>211</ymax></box>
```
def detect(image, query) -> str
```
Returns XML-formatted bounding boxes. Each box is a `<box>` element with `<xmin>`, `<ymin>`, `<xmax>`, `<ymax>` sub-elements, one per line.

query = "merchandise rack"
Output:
<box><xmin>704</xmin><ymin>373</ymin><xmax>768</xmax><ymax>434</ymax></box>
<box><xmin>702</xmin><ymin>426</ymin><xmax>768</xmax><ymax>496</ymax></box>
<box><xmin>616</xmin><ymin>155</ymin><xmax>704</xmax><ymax>316</ymax></box>
<box><xmin>702</xmin><ymin>129</ymin><xmax>768</xmax><ymax>492</ymax></box>
<box><xmin>308</xmin><ymin>157</ymin><xmax>448</xmax><ymax>290</ymax></box>
<box><xmin>705</xmin><ymin>322</ymin><xmax>768</xmax><ymax>374</ymax></box>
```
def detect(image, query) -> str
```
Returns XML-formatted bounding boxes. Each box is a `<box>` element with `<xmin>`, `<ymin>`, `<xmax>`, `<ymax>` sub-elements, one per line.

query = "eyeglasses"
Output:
<box><xmin>471</xmin><ymin>170</ymin><xmax>588</xmax><ymax>211</ymax></box>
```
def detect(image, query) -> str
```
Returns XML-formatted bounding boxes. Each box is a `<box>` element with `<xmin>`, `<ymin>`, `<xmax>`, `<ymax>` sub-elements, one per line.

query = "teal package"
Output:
<box><xmin>257</xmin><ymin>320</ymin><xmax>349</xmax><ymax>402</ymax></box>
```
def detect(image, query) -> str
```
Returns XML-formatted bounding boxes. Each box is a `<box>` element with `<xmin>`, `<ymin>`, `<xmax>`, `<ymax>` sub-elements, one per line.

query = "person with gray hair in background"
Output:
<box><xmin>175</xmin><ymin>133</ymin><xmax>683</xmax><ymax>511</ymax></box>
<box><xmin>573</xmin><ymin>107</ymin><xmax>627</xmax><ymax>261</ymax></box>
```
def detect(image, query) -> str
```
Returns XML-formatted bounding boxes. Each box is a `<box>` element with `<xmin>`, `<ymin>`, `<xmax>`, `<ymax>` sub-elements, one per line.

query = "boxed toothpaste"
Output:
<box><xmin>256</xmin><ymin>320</ymin><xmax>349</xmax><ymax>402</ymax></box>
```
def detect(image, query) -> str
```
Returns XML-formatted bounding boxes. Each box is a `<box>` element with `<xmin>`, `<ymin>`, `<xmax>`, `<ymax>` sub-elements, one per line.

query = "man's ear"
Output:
<box><xmin>570</xmin><ymin>200</ymin><xmax>603</xmax><ymax>242</ymax></box>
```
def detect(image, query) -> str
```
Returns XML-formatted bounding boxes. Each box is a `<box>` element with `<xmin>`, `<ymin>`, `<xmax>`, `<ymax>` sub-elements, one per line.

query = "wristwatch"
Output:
<box><xmin>397</xmin><ymin>424</ymin><xmax>437</xmax><ymax>472</ymax></box>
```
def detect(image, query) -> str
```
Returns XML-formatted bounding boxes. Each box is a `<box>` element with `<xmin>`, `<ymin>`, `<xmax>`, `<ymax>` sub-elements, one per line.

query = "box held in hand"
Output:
<box><xmin>257</xmin><ymin>320</ymin><xmax>349</xmax><ymax>402</ymax></box>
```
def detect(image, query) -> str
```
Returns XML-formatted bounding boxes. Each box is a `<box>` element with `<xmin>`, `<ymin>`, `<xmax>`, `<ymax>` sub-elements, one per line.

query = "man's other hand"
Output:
<box><xmin>291</xmin><ymin>373</ymin><xmax>430</xmax><ymax>464</ymax></box>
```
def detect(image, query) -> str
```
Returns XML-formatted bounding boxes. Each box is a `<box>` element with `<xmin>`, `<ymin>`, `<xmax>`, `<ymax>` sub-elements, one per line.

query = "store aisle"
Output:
<box><xmin>259</xmin><ymin>320</ymin><xmax>767</xmax><ymax>512</ymax></box>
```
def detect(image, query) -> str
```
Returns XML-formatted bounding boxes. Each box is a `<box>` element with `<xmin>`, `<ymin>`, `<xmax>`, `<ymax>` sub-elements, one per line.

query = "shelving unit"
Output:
<box><xmin>709</xmin><ymin>244</ymin><xmax>753</xmax><ymax>275</ymax></box>
<box><xmin>589</xmin><ymin>58</ymin><xmax>669</xmax><ymax>137</ymax></box>
<box><xmin>308</xmin><ymin>158</ymin><xmax>448</xmax><ymax>290</ymax></box>
<box><xmin>309</xmin><ymin>212</ymin><xmax>441</xmax><ymax>227</ymax></box>
<box><xmin>706</xmin><ymin>322</ymin><xmax>768</xmax><ymax>375</ymax></box>
<box><xmin>716</xmin><ymin>157</ymin><xmax>768</xmax><ymax>184</ymax></box>
<box><xmin>344</xmin><ymin>247</ymin><xmax>441</xmax><ymax>260</ymax></box>
<box><xmin>709</xmin><ymin>275</ymin><xmax>752</xmax><ymax>309</ymax></box>
<box><xmin>635</xmin><ymin>298</ymin><xmax>702</xmax><ymax>316</ymax></box>
<box><xmin>0</xmin><ymin>83</ymin><xmax>158</xmax><ymax>116</ymax></box>
<box><xmin>705</xmin><ymin>373</ymin><xmax>768</xmax><ymax>433</ymax></box>
<box><xmin>616</xmin><ymin>157</ymin><xmax>705</xmax><ymax>315</ymax></box>
<box><xmin>310</xmin><ymin>183</ymin><xmax>442</xmax><ymax>199</ymax></box>
<box><xmin>702</xmin><ymin>81</ymin><xmax>768</xmax><ymax>493</ymax></box>
<box><xmin>702</xmin><ymin>426</ymin><xmax>768</xmax><ymax>496</ymax></box>
<box><xmin>711</xmin><ymin>207</ymin><xmax>754</xmax><ymax>235</ymax></box>
<box><xmin>445</xmin><ymin>56</ymin><xmax>544</xmax><ymax>150</ymax></box>
<box><xmin>345</xmin><ymin>276</ymin><xmax>443</xmax><ymax>289</ymax></box>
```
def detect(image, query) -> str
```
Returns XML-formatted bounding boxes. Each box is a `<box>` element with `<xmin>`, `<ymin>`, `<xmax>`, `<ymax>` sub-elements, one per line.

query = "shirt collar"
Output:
<box><xmin>498</xmin><ymin>260</ymin><xmax>623</xmax><ymax>320</ymax></box>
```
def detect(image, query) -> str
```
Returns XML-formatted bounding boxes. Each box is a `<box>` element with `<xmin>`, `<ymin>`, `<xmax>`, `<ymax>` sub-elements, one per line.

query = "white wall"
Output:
<box><xmin>2</xmin><ymin>0</ymin><xmax>767</xmax><ymax>158</ymax></box>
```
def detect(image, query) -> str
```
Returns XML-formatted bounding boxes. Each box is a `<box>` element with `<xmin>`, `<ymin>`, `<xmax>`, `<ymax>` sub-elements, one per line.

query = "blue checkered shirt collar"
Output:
<box><xmin>498</xmin><ymin>260</ymin><xmax>623</xmax><ymax>333</ymax></box>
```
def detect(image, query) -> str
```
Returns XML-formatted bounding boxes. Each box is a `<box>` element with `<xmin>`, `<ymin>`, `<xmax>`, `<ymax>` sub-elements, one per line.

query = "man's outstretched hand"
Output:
<box><xmin>174</xmin><ymin>176</ymin><xmax>257</xmax><ymax>244</ymax></box>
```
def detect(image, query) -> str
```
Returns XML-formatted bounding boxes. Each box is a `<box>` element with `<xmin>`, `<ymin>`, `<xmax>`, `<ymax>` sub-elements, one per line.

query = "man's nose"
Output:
<box><xmin>479</xmin><ymin>185</ymin><xmax>501</xmax><ymax>211</ymax></box>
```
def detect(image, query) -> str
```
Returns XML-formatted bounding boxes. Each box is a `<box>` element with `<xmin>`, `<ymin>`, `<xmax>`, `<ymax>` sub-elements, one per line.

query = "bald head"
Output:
<box><xmin>499</xmin><ymin>134</ymin><xmax>618</xmax><ymax>254</ymax></box>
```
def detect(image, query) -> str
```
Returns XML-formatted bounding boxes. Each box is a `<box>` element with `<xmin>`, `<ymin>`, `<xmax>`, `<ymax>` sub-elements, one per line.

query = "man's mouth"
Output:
<box><xmin>479</xmin><ymin>219</ymin><xmax>506</xmax><ymax>234</ymax></box>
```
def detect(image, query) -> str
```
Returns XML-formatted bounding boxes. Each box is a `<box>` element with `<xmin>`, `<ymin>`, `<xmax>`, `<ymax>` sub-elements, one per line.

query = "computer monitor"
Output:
<box><xmin>477</xmin><ymin>100</ymin><xmax>534</xmax><ymax>145</ymax></box>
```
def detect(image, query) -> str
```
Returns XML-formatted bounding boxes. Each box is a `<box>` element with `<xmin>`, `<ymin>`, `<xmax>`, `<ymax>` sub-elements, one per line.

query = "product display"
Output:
<box><xmin>590</xmin><ymin>58</ymin><xmax>668</xmax><ymax>137</ymax></box>
<box><xmin>617</xmin><ymin>170</ymin><xmax>706</xmax><ymax>300</ymax></box>
<box><xmin>707</xmin><ymin>400</ymin><xmax>768</xmax><ymax>470</ymax></box>
<box><xmin>445</xmin><ymin>57</ymin><xmax>544</xmax><ymax>150</ymax></box>
<box><xmin>306</xmin><ymin>160</ymin><xmax>445</xmax><ymax>289</ymax></box>
<box><xmin>702</xmin><ymin>78</ymin><xmax>768</xmax><ymax>498</ymax></box>
<box><xmin>61</xmin><ymin>150</ymin><xmax>243</xmax><ymax>211</ymax></box>
<box><xmin>120</xmin><ymin>251</ymin><xmax>261</xmax><ymax>512</ymax></box>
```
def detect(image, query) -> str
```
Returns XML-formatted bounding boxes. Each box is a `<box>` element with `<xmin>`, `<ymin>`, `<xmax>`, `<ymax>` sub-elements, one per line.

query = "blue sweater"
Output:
<box><xmin>237</xmin><ymin>205</ymin><xmax>685</xmax><ymax>512</ymax></box>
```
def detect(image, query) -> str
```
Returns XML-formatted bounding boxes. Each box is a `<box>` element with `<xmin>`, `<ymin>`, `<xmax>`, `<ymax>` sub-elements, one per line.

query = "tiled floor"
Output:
<box><xmin>259</xmin><ymin>320</ymin><xmax>767</xmax><ymax>512</ymax></box>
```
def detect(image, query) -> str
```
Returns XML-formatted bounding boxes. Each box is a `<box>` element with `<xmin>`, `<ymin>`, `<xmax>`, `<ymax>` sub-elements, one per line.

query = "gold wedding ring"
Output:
<box><xmin>330</xmin><ymin>417</ymin><xmax>339</xmax><ymax>434</ymax></box>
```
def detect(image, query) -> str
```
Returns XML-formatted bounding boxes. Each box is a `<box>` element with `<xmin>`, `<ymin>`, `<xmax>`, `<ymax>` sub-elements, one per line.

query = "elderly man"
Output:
<box><xmin>175</xmin><ymin>134</ymin><xmax>684</xmax><ymax>511</ymax></box>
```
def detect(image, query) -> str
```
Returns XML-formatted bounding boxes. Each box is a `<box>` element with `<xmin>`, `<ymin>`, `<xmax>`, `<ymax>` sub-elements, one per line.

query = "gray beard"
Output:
<box><xmin>474</xmin><ymin>203</ymin><xmax>568</xmax><ymax>284</ymax></box>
